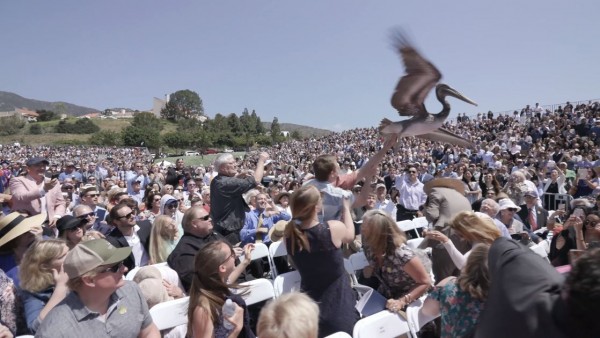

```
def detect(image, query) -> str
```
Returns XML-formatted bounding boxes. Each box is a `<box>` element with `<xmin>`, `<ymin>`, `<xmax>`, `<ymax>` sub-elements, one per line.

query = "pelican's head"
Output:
<box><xmin>436</xmin><ymin>84</ymin><xmax>478</xmax><ymax>106</ymax></box>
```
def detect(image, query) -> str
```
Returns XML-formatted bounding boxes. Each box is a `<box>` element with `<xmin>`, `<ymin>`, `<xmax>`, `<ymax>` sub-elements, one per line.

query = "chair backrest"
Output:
<box><xmin>406</xmin><ymin>238</ymin><xmax>424</xmax><ymax>250</ymax></box>
<box><xmin>325</xmin><ymin>332</ymin><xmax>352</xmax><ymax>338</ymax></box>
<box><xmin>352</xmin><ymin>310</ymin><xmax>410</xmax><ymax>338</ymax></box>
<box><xmin>149</xmin><ymin>296</ymin><xmax>190</xmax><ymax>330</ymax></box>
<box><xmin>349</xmin><ymin>252</ymin><xmax>369</xmax><ymax>272</ymax></box>
<box><xmin>530</xmin><ymin>243</ymin><xmax>550</xmax><ymax>263</ymax></box>
<box><xmin>396</xmin><ymin>220</ymin><xmax>417</xmax><ymax>233</ymax></box>
<box><xmin>238</xmin><ymin>278</ymin><xmax>275</xmax><ymax>305</ymax></box>
<box><xmin>268</xmin><ymin>241</ymin><xmax>288</xmax><ymax>278</ymax></box>
<box><xmin>273</xmin><ymin>270</ymin><xmax>302</xmax><ymax>298</ymax></box>
<box><xmin>412</xmin><ymin>217</ymin><xmax>428</xmax><ymax>230</ymax></box>
<box><xmin>406</xmin><ymin>298</ymin><xmax>440</xmax><ymax>338</ymax></box>
<box><xmin>250</xmin><ymin>242</ymin><xmax>270</xmax><ymax>260</ymax></box>
<box><xmin>125</xmin><ymin>266</ymin><xmax>141</xmax><ymax>280</ymax></box>
<box><xmin>343</xmin><ymin>258</ymin><xmax>358</xmax><ymax>285</ymax></box>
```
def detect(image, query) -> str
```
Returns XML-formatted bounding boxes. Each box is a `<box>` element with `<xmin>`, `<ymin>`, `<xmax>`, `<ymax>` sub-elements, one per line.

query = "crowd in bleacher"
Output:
<box><xmin>0</xmin><ymin>100</ymin><xmax>599</xmax><ymax>337</ymax></box>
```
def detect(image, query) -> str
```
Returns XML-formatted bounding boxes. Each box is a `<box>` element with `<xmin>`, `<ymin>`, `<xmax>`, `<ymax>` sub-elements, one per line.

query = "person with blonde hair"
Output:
<box><xmin>257</xmin><ymin>292</ymin><xmax>319</xmax><ymax>338</ymax></box>
<box><xmin>149</xmin><ymin>215</ymin><xmax>179</xmax><ymax>264</ymax></box>
<box><xmin>421</xmin><ymin>244</ymin><xmax>491</xmax><ymax>338</ymax></box>
<box><xmin>19</xmin><ymin>239</ymin><xmax>69</xmax><ymax>333</ymax></box>
<box><xmin>284</xmin><ymin>185</ymin><xmax>359</xmax><ymax>336</ymax></box>
<box><xmin>426</xmin><ymin>211</ymin><xmax>501</xmax><ymax>270</ymax></box>
<box><xmin>361</xmin><ymin>210</ymin><xmax>432</xmax><ymax>313</ymax></box>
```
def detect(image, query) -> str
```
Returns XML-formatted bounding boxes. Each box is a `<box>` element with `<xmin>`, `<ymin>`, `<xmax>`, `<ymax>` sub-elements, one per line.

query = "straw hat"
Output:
<box><xmin>423</xmin><ymin>178</ymin><xmax>465</xmax><ymax>195</ymax></box>
<box><xmin>268</xmin><ymin>220</ymin><xmax>288</xmax><ymax>243</ymax></box>
<box><xmin>0</xmin><ymin>212</ymin><xmax>46</xmax><ymax>248</ymax></box>
<box><xmin>274</xmin><ymin>191</ymin><xmax>290</xmax><ymax>205</ymax></box>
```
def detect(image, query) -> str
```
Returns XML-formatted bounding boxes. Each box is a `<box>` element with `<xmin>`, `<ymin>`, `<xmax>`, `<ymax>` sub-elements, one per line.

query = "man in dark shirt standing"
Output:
<box><xmin>210</xmin><ymin>152</ymin><xmax>269</xmax><ymax>244</ymax></box>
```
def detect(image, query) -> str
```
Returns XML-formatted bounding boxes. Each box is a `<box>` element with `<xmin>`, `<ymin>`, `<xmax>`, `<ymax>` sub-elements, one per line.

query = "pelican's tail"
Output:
<box><xmin>379</xmin><ymin>118</ymin><xmax>393</xmax><ymax>132</ymax></box>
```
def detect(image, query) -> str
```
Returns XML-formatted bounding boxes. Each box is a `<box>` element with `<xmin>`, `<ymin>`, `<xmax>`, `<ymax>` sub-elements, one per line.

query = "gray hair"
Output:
<box><xmin>214</xmin><ymin>153</ymin><xmax>234</xmax><ymax>173</ymax></box>
<box><xmin>481</xmin><ymin>198</ymin><xmax>500</xmax><ymax>216</ymax></box>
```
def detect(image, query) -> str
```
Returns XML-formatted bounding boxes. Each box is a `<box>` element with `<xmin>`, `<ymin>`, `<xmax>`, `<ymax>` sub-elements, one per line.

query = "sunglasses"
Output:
<box><xmin>220</xmin><ymin>249</ymin><xmax>236</xmax><ymax>265</ymax></box>
<box><xmin>409</xmin><ymin>170</ymin><xmax>417</xmax><ymax>174</ymax></box>
<box><xmin>196</xmin><ymin>214</ymin><xmax>210</xmax><ymax>221</ymax></box>
<box><xmin>116</xmin><ymin>212</ymin><xmax>135</xmax><ymax>220</ymax></box>
<box><xmin>167</xmin><ymin>203</ymin><xmax>178</xmax><ymax>209</ymax></box>
<box><xmin>99</xmin><ymin>261</ymin><xmax>124</xmax><ymax>274</ymax></box>
<box><xmin>77</xmin><ymin>212</ymin><xmax>95</xmax><ymax>219</ymax></box>
<box><xmin>86</xmin><ymin>194</ymin><xmax>99</xmax><ymax>198</ymax></box>
<box><xmin>507</xmin><ymin>208</ymin><xmax>518</xmax><ymax>212</ymax></box>
<box><xmin>153</xmin><ymin>198</ymin><xmax>162</xmax><ymax>202</ymax></box>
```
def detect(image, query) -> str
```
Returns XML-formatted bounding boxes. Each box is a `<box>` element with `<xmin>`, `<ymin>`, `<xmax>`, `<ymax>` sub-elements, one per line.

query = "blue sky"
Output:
<box><xmin>1</xmin><ymin>1</ymin><xmax>599</xmax><ymax>131</ymax></box>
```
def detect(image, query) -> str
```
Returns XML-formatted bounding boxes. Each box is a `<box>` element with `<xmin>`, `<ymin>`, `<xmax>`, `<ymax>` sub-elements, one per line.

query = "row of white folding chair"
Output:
<box><xmin>397</xmin><ymin>217</ymin><xmax>427</xmax><ymax>238</ymax></box>
<box><xmin>326</xmin><ymin>332</ymin><xmax>352</xmax><ymax>338</ymax></box>
<box><xmin>237</xmin><ymin>278</ymin><xmax>276</xmax><ymax>305</ymax></box>
<box><xmin>529</xmin><ymin>243</ymin><xmax>551</xmax><ymax>263</ymax></box>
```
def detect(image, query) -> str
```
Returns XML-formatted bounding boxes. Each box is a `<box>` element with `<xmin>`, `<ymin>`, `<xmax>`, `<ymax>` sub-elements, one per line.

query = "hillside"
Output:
<box><xmin>0</xmin><ymin>91</ymin><xmax>98</xmax><ymax>116</ymax></box>
<box><xmin>262</xmin><ymin>122</ymin><xmax>332</xmax><ymax>138</ymax></box>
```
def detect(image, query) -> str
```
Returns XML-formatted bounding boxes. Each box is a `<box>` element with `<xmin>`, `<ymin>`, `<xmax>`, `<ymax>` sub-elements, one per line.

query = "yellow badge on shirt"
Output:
<box><xmin>119</xmin><ymin>306</ymin><xmax>127</xmax><ymax>315</ymax></box>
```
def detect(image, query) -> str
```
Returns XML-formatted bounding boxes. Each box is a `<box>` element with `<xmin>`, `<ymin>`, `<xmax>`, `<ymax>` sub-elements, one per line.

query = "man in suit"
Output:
<box><xmin>9</xmin><ymin>157</ymin><xmax>65</xmax><ymax>228</ymax></box>
<box><xmin>420</xmin><ymin>178</ymin><xmax>472</xmax><ymax>281</ymax></box>
<box><xmin>517</xmin><ymin>190</ymin><xmax>547</xmax><ymax>243</ymax></box>
<box><xmin>105</xmin><ymin>201</ymin><xmax>151</xmax><ymax>271</ymax></box>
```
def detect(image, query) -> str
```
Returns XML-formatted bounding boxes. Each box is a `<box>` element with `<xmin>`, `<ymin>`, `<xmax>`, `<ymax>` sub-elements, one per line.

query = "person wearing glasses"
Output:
<box><xmin>105</xmin><ymin>202</ymin><xmax>152</xmax><ymax>271</ymax></box>
<box><xmin>35</xmin><ymin>239</ymin><xmax>160</xmax><ymax>338</ymax></box>
<box><xmin>125</xmin><ymin>162</ymin><xmax>150</xmax><ymax>196</ymax></box>
<box><xmin>72</xmin><ymin>205</ymin><xmax>106</xmax><ymax>241</ymax></box>
<box><xmin>187</xmin><ymin>240</ymin><xmax>255</xmax><ymax>338</ymax></box>
<box><xmin>395</xmin><ymin>164</ymin><xmax>427</xmax><ymax>222</ymax></box>
<box><xmin>495</xmin><ymin>198</ymin><xmax>525</xmax><ymax>235</ymax></box>
<box><xmin>78</xmin><ymin>184</ymin><xmax>109</xmax><ymax>234</ymax></box>
<box><xmin>168</xmin><ymin>207</ymin><xmax>251</xmax><ymax>292</ymax></box>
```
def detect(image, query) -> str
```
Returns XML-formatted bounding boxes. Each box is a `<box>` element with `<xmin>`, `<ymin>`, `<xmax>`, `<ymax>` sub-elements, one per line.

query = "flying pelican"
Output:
<box><xmin>379</xmin><ymin>31</ymin><xmax>478</xmax><ymax>147</ymax></box>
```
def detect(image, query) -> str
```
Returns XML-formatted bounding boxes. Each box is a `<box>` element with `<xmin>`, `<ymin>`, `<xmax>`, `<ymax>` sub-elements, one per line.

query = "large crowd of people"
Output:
<box><xmin>0</xmin><ymin>100</ymin><xmax>599</xmax><ymax>337</ymax></box>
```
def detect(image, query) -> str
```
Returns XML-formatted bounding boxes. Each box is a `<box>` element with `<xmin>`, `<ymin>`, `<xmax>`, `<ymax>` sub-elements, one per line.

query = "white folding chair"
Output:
<box><xmin>406</xmin><ymin>298</ymin><xmax>440</xmax><ymax>338</ymax></box>
<box><xmin>125</xmin><ymin>266</ymin><xmax>140</xmax><ymax>280</ymax></box>
<box><xmin>238</xmin><ymin>278</ymin><xmax>275</xmax><ymax>305</ymax></box>
<box><xmin>352</xmin><ymin>310</ymin><xmax>410</xmax><ymax>338</ymax></box>
<box><xmin>530</xmin><ymin>243</ymin><xmax>550</xmax><ymax>263</ymax></box>
<box><xmin>397</xmin><ymin>220</ymin><xmax>421</xmax><ymax>238</ymax></box>
<box><xmin>241</xmin><ymin>242</ymin><xmax>274</xmax><ymax>279</ymax></box>
<box><xmin>268</xmin><ymin>240</ymin><xmax>288</xmax><ymax>278</ymax></box>
<box><xmin>412</xmin><ymin>217</ymin><xmax>428</xmax><ymax>231</ymax></box>
<box><xmin>349</xmin><ymin>252</ymin><xmax>369</xmax><ymax>272</ymax></box>
<box><xmin>325</xmin><ymin>332</ymin><xmax>352</xmax><ymax>338</ymax></box>
<box><xmin>149</xmin><ymin>296</ymin><xmax>189</xmax><ymax>330</ymax></box>
<box><xmin>273</xmin><ymin>270</ymin><xmax>302</xmax><ymax>297</ymax></box>
<box><xmin>407</xmin><ymin>238</ymin><xmax>424</xmax><ymax>250</ymax></box>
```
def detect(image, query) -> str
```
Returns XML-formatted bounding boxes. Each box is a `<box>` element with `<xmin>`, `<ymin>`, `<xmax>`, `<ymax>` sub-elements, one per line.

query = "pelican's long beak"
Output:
<box><xmin>446</xmin><ymin>86</ymin><xmax>478</xmax><ymax>106</ymax></box>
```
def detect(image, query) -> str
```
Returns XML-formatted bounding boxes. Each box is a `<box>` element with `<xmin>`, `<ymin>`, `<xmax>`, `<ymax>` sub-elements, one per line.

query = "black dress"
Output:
<box><xmin>287</xmin><ymin>223</ymin><xmax>359</xmax><ymax>337</ymax></box>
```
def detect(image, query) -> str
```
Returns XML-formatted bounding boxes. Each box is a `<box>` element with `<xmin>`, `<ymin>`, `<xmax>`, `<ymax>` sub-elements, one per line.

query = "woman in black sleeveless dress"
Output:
<box><xmin>284</xmin><ymin>185</ymin><xmax>359</xmax><ymax>337</ymax></box>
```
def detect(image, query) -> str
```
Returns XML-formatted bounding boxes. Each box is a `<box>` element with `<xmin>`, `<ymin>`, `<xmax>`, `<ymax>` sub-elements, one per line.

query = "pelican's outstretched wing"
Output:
<box><xmin>390</xmin><ymin>30</ymin><xmax>441</xmax><ymax>117</ymax></box>
<box><xmin>415</xmin><ymin>128</ymin><xmax>473</xmax><ymax>148</ymax></box>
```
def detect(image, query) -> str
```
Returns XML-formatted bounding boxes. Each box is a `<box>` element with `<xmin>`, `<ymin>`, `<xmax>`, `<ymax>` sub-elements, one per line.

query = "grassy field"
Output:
<box><xmin>156</xmin><ymin>152</ymin><xmax>247</xmax><ymax>167</ymax></box>
<box><xmin>0</xmin><ymin>117</ymin><xmax>180</xmax><ymax>145</ymax></box>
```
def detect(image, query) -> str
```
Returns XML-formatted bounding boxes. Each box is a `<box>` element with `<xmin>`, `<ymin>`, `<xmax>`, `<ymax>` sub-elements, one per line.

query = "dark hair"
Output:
<box><xmin>565</xmin><ymin>248</ymin><xmax>600</xmax><ymax>336</ymax></box>
<box><xmin>312</xmin><ymin>155</ymin><xmax>337</xmax><ymax>181</ymax></box>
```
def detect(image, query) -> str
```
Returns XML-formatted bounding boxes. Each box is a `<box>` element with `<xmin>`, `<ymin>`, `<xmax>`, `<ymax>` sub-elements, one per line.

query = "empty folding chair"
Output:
<box><xmin>268</xmin><ymin>240</ymin><xmax>288</xmax><ymax>278</ymax></box>
<box><xmin>238</xmin><ymin>278</ymin><xmax>275</xmax><ymax>306</ymax></box>
<box><xmin>273</xmin><ymin>270</ymin><xmax>302</xmax><ymax>298</ymax></box>
<box><xmin>352</xmin><ymin>310</ymin><xmax>410</xmax><ymax>338</ymax></box>
<box><xmin>406</xmin><ymin>298</ymin><xmax>440</xmax><ymax>338</ymax></box>
<box><xmin>149</xmin><ymin>296</ymin><xmax>190</xmax><ymax>331</ymax></box>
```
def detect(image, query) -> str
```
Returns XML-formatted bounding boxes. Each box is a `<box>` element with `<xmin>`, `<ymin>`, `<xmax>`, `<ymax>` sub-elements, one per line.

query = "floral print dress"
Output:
<box><xmin>430</xmin><ymin>277</ymin><xmax>485</xmax><ymax>338</ymax></box>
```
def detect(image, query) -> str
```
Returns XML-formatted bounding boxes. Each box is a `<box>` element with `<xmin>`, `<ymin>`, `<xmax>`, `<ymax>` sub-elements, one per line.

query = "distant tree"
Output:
<box><xmin>132</xmin><ymin>112</ymin><xmax>163</xmax><ymax>131</ymax></box>
<box><xmin>160</xmin><ymin>89</ymin><xmax>204</xmax><ymax>121</ymax></box>
<box><xmin>251</xmin><ymin>110</ymin><xmax>265</xmax><ymax>134</ymax></box>
<box><xmin>177</xmin><ymin>118</ymin><xmax>201</xmax><ymax>132</ymax></box>
<box><xmin>36</xmin><ymin>109</ymin><xmax>57</xmax><ymax>122</ymax></box>
<box><xmin>29</xmin><ymin>123</ymin><xmax>43</xmax><ymax>135</ymax></box>
<box><xmin>55</xmin><ymin>118</ymin><xmax>100</xmax><ymax>134</ymax></box>
<box><xmin>89</xmin><ymin>130</ymin><xmax>122</xmax><ymax>146</ymax></box>
<box><xmin>270</xmin><ymin>117</ymin><xmax>283</xmax><ymax>143</ymax></box>
<box><xmin>163</xmin><ymin>132</ymin><xmax>191</xmax><ymax>151</ymax></box>
<box><xmin>52</xmin><ymin>102</ymin><xmax>68</xmax><ymax>117</ymax></box>
<box><xmin>227</xmin><ymin>113</ymin><xmax>242</xmax><ymax>135</ymax></box>
<box><xmin>290</xmin><ymin>130</ymin><xmax>302</xmax><ymax>140</ymax></box>
<box><xmin>121</xmin><ymin>126</ymin><xmax>161</xmax><ymax>150</ymax></box>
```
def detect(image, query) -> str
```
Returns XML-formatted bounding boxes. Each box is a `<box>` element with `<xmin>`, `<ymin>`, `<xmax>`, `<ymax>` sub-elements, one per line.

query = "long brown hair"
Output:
<box><xmin>451</xmin><ymin>211</ymin><xmax>501</xmax><ymax>244</ymax></box>
<box><xmin>186</xmin><ymin>240</ymin><xmax>234</xmax><ymax>334</ymax></box>
<box><xmin>361</xmin><ymin>210</ymin><xmax>407</xmax><ymax>266</ymax></box>
<box><xmin>457</xmin><ymin>244</ymin><xmax>490</xmax><ymax>300</ymax></box>
<box><xmin>284</xmin><ymin>185</ymin><xmax>321</xmax><ymax>254</ymax></box>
